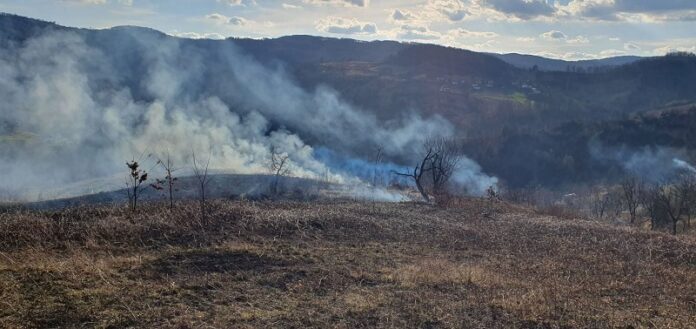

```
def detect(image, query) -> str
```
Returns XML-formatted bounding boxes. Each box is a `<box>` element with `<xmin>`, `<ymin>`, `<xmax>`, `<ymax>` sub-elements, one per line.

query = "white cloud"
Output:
<box><xmin>59</xmin><ymin>0</ymin><xmax>131</xmax><ymax>4</ymax></box>
<box><xmin>304</xmin><ymin>0</ymin><xmax>369</xmax><ymax>7</ymax></box>
<box><xmin>61</xmin><ymin>0</ymin><xmax>107</xmax><ymax>4</ymax></box>
<box><xmin>599</xmin><ymin>49</ymin><xmax>627</xmax><ymax>57</ymax></box>
<box><xmin>540</xmin><ymin>30</ymin><xmax>588</xmax><ymax>44</ymax></box>
<box><xmin>468</xmin><ymin>0</ymin><xmax>696</xmax><ymax>22</ymax></box>
<box><xmin>567</xmin><ymin>35</ymin><xmax>590</xmax><ymax>44</ymax></box>
<box><xmin>427</xmin><ymin>0</ymin><xmax>469</xmax><ymax>21</ymax></box>
<box><xmin>205</xmin><ymin>13</ymin><xmax>248</xmax><ymax>26</ymax></box>
<box><xmin>624</xmin><ymin>42</ymin><xmax>640</xmax><ymax>50</ymax></box>
<box><xmin>173</xmin><ymin>31</ymin><xmax>226</xmax><ymax>40</ymax></box>
<box><xmin>516</xmin><ymin>36</ymin><xmax>536</xmax><ymax>42</ymax></box>
<box><xmin>390</xmin><ymin>9</ymin><xmax>418</xmax><ymax>23</ymax></box>
<box><xmin>561</xmin><ymin>51</ymin><xmax>597</xmax><ymax>60</ymax></box>
<box><xmin>282</xmin><ymin>3</ymin><xmax>301</xmax><ymax>9</ymax></box>
<box><xmin>450</xmin><ymin>28</ymin><xmax>498</xmax><ymax>39</ymax></box>
<box><xmin>316</xmin><ymin>17</ymin><xmax>377</xmax><ymax>34</ymax></box>
<box><xmin>652</xmin><ymin>44</ymin><xmax>696</xmax><ymax>55</ymax></box>
<box><xmin>395</xmin><ymin>24</ymin><xmax>441</xmax><ymax>40</ymax></box>
<box><xmin>535</xmin><ymin>51</ymin><xmax>598</xmax><ymax>60</ymax></box>
<box><xmin>476</xmin><ymin>0</ymin><xmax>556</xmax><ymax>19</ymax></box>
<box><xmin>206</xmin><ymin>13</ymin><xmax>229</xmax><ymax>23</ymax></box>
<box><xmin>559</xmin><ymin>0</ymin><xmax>696</xmax><ymax>22</ymax></box>
<box><xmin>540</xmin><ymin>30</ymin><xmax>567</xmax><ymax>41</ymax></box>
<box><xmin>228</xmin><ymin>16</ymin><xmax>248</xmax><ymax>25</ymax></box>
<box><xmin>218</xmin><ymin>0</ymin><xmax>256</xmax><ymax>6</ymax></box>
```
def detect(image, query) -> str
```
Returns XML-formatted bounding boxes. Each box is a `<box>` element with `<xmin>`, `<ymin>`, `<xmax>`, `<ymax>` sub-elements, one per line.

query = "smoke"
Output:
<box><xmin>0</xmin><ymin>25</ymin><xmax>496</xmax><ymax>201</ymax></box>
<box><xmin>451</xmin><ymin>158</ymin><xmax>499</xmax><ymax>196</ymax></box>
<box><xmin>673</xmin><ymin>158</ymin><xmax>696</xmax><ymax>174</ymax></box>
<box><xmin>590</xmin><ymin>141</ymin><xmax>695</xmax><ymax>183</ymax></box>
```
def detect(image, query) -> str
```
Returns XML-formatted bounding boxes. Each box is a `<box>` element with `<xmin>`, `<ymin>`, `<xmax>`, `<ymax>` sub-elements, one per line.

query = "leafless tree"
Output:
<box><xmin>394</xmin><ymin>136</ymin><xmax>463</xmax><ymax>203</ymax></box>
<box><xmin>192</xmin><ymin>152</ymin><xmax>212</xmax><ymax>221</ymax></box>
<box><xmin>372</xmin><ymin>146</ymin><xmax>384</xmax><ymax>187</ymax></box>
<box><xmin>370</xmin><ymin>146</ymin><xmax>385</xmax><ymax>211</ymax></box>
<box><xmin>639</xmin><ymin>184</ymin><xmax>662</xmax><ymax>229</ymax></box>
<box><xmin>425</xmin><ymin>137</ymin><xmax>463</xmax><ymax>196</ymax></box>
<box><xmin>126</xmin><ymin>160</ymin><xmax>148</xmax><ymax>211</ymax></box>
<box><xmin>674</xmin><ymin>175</ymin><xmax>696</xmax><ymax>232</ymax></box>
<box><xmin>590</xmin><ymin>188</ymin><xmax>610</xmax><ymax>219</ymax></box>
<box><xmin>621</xmin><ymin>177</ymin><xmax>642</xmax><ymax>224</ymax></box>
<box><xmin>394</xmin><ymin>147</ymin><xmax>435</xmax><ymax>202</ymax></box>
<box><xmin>151</xmin><ymin>152</ymin><xmax>178</xmax><ymax>209</ymax></box>
<box><xmin>654</xmin><ymin>176</ymin><xmax>696</xmax><ymax>235</ymax></box>
<box><xmin>268</xmin><ymin>146</ymin><xmax>291</xmax><ymax>196</ymax></box>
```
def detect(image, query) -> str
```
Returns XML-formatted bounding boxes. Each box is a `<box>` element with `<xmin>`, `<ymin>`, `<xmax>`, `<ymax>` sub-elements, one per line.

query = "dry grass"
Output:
<box><xmin>0</xmin><ymin>199</ymin><xmax>694</xmax><ymax>328</ymax></box>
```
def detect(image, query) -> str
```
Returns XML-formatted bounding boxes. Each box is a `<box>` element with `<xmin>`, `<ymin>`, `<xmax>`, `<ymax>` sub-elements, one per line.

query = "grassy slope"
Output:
<box><xmin>0</xmin><ymin>200</ymin><xmax>694</xmax><ymax>328</ymax></box>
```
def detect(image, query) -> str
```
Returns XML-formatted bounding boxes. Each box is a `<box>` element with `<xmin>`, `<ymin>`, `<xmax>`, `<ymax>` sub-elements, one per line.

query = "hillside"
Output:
<box><xmin>462</xmin><ymin>104</ymin><xmax>696</xmax><ymax>187</ymax></box>
<box><xmin>1</xmin><ymin>199</ymin><xmax>694</xmax><ymax>328</ymax></box>
<box><xmin>2</xmin><ymin>13</ymin><xmax>696</xmax><ymax>190</ymax></box>
<box><xmin>1</xmin><ymin>13</ymin><xmax>692</xmax><ymax>135</ymax></box>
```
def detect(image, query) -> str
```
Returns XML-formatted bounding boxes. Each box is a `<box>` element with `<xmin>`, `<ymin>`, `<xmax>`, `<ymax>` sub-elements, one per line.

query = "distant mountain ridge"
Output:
<box><xmin>0</xmin><ymin>12</ymin><xmax>644</xmax><ymax>72</ymax></box>
<box><xmin>491</xmin><ymin>53</ymin><xmax>644</xmax><ymax>71</ymax></box>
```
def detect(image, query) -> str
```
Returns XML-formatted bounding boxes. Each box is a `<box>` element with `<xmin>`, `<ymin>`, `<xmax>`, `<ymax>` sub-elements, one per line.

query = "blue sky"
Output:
<box><xmin>1</xmin><ymin>0</ymin><xmax>695</xmax><ymax>59</ymax></box>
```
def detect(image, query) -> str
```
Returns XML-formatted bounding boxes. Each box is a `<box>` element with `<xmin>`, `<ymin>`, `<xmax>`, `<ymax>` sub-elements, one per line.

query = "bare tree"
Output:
<box><xmin>621</xmin><ymin>177</ymin><xmax>642</xmax><ymax>224</ymax></box>
<box><xmin>192</xmin><ymin>152</ymin><xmax>212</xmax><ymax>221</ymax></box>
<box><xmin>371</xmin><ymin>146</ymin><xmax>385</xmax><ymax>211</ymax></box>
<box><xmin>639</xmin><ymin>184</ymin><xmax>662</xmax><ymax>229</ymax></box>
<box><xmin>372</xmin><ymin>146</ymin><xmax>384</xmax><ymax>187</ymax></box>
<box><xmin>151</xmin><ymin>152</ymin><xmax>178</xmax><ymax>209</ymax></box>
<box><xmin>394</xmin><ymin>147</ymin><xmax>435</xmax><ymax>202</ymax></box>
<box><xmin>268</xmin><ymin>146</ymin><xmax>291</xmax><ymax>196</ymax></box>
<box><xmin>126</xmin><ymin>160</ymin><xmax>148</xmax><ymax>211</ymax></box>
<box><xmin>590</xmin><ymin>188</ymin><xmax>610</xmax><ymax>219</ymax></box>
<box><xmin>424</xmin><ymin>137</ymin><xmax>463</xmax><ymax>196</ymax></box>
<box><xmin>394</xmin><ymin>136</ymin><xmax>463</xmax><ymax>203</ymax></box>
<box><xmin>654</xmin><ymin>176</ymin><xmax>695</xmax><ymax>235</ymax></box>
<box><xmin>607</xmin><ymin>189</ymin><xmax>624</xmax><ymax>218</ymax></box>
<box><xmin>674</xmin><ymin>175</ymin><xmax>696</xmax><ymax>233</ymax></box>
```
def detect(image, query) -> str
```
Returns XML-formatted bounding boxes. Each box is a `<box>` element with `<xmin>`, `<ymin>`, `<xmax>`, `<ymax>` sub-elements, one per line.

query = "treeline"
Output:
<box><xmin>503</xmin><ymin>173</ymin><xmax>696</xmax><ymax>235</ymax></box>
<box><xmin>463</xmin><ymin>105</ymin><xmax>696</xmax><ymax>189</ymax></box>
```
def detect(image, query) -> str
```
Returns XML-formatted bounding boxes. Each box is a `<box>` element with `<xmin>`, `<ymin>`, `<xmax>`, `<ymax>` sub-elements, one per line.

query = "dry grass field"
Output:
<box><xmin>0</xmin><ymin>199</ymin><xmax>694</xmax><ymax>328</ymax></box>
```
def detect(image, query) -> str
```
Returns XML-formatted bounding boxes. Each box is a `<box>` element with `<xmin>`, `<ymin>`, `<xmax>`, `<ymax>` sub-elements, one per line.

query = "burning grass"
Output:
<box><xmin>0</xmin><ymin>199</ymin><xmax>694</xmax><ymax>328</ymax></box>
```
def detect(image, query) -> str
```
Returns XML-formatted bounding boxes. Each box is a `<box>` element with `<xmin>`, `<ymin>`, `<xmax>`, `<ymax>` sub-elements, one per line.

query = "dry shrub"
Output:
<box><xmin>387</xmin><ymin>258</ymin><xmax>493</xmax><ymax>288</ymax></box>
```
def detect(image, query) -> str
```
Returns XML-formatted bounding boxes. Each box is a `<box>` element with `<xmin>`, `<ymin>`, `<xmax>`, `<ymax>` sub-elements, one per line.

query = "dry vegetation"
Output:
<box><xmin>0</xmin><ymin>199</ymin><xmax>695</xmax><ymax>328</ymax></box>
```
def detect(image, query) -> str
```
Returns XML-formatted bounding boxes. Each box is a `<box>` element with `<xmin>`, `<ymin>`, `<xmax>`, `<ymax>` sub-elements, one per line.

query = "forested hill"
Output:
<box><xmin>2</xmin><ymin>13</ymin><xmax>696</xmax><ymax>189</ymax></box>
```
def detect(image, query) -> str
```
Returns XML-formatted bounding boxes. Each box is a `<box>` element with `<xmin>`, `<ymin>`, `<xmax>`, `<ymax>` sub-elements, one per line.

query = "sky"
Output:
<box><xmin>1</xmin><ymin>0</ymin><xmax>695</xmax><ymax>60</ymax></box>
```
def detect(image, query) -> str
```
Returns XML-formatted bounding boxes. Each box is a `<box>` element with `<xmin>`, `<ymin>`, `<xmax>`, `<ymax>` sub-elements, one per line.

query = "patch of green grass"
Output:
<box><xmin>473</xmin><ymin>92</ymin><xmax>530</xmax><ymax>106</ymax></box>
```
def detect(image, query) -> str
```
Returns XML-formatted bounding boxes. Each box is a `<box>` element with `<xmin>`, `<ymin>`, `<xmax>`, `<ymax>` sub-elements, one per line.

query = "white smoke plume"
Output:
<box><xmin>673</xmin><ymin>158</ymin><xmax>696</xmax><ymax>174</ymax></box>
<box><xmin>590</xmin><ymin>141</ymin><xmax>696</xmax><ymax>183</ymax></box>
<box><xmin>0</xmin><ymin>25</ymin><xmax>497</xmax><ymax>201</ymax></box>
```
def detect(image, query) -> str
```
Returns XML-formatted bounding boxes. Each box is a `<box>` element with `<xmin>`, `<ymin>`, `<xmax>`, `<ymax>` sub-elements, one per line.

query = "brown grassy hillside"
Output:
<box><xmin>0</xmin><ymin>200</ymin><xmax>694</xmax><ymax>328</ymax></box>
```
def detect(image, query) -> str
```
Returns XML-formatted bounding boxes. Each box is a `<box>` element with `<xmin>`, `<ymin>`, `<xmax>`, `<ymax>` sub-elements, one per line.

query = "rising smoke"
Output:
<box><xmin>0</xmin><ymin>24</ymin><xmax>496</xmax><ymax>201</ymax></box>
<box><xmin>590</xmin><ymin>141</ymin><xmax>696</xmax><ymax>183</ymax></box>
